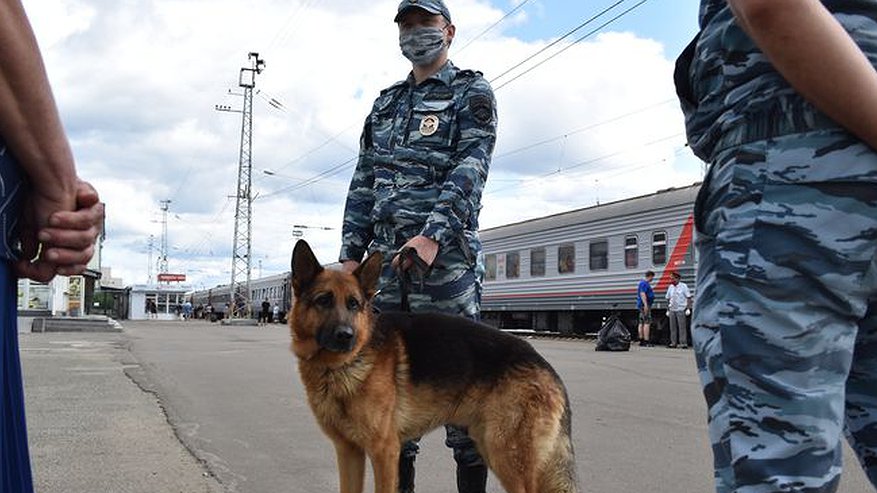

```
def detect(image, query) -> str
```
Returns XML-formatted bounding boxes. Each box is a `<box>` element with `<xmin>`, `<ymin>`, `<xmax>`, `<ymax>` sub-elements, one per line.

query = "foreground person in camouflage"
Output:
<box><xmin>338</xmin><ymin>1</ymin><xmax>497</xmax><ymax>492</ymax></box>
<box><xmin>677</xmin><ymin>0</ymin><xmax>877</xmax><ymax>491</ymax></box>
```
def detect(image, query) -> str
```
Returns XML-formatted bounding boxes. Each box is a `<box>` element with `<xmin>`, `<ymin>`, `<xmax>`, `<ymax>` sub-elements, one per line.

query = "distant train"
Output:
<box><xmin>189</xmin><ymin>272</ymin><xmax>292</xmax><ymax>321</ymax></box>
<box><xmin>190</xmin><ymin>184</ymin><xmax>699</xmax><ymax>335</ymax></box>
<box><xmin>480</xmin><ymin>183</ymin><xmax>700</xmax><ymax>336</ymax></box>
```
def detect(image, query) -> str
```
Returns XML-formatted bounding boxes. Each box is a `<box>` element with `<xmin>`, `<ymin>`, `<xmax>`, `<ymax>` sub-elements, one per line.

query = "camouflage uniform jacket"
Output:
<box><xmin>340</xmin><ymin>60</ymin><xmax>497</xmax><ymax>266</ymax></box>
<box><xmin>679</xmin><ymin>0</ymin><xmax>877</xmax><ymax>162</ymax></box>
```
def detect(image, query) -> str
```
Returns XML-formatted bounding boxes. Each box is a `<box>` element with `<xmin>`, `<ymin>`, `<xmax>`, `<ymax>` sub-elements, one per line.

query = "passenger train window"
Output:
<box><xmin>506</xmin><ymin>252</ymin><xmax>520</xmax><ymax>279</ymax></box>
<box><xmin>485</xmin><ymin>254</ymin><xmax>497</xmax><ymax>281</ymax></box>
<box><xmin>558</xmin><ymin>244</ymin><xmax>575</xmax><ymax>274</ymax></box>
<box><xmin>589</xmin><ymin>240</ymin><xmax>608</xmax><ymax>271</ymax></box>
<box><xmin>624</xmin><ymin>235</ymin><xmax>638</xmax><ymax>268</ymax></box>
<box><xmin>652</xmin><ymin>231</ymin><xmax>667</xmax><ymax>266</ymax></box>
<box><xmin>530</xmin><ymin>248</ymin><xmax>546</xmax><ymax>277</ymax></box>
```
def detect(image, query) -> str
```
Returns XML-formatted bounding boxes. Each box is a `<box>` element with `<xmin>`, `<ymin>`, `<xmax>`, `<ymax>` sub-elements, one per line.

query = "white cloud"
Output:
<box><xmin>22</xmin><ymin>0</ymin><xmax>700</xmax><ymax>290</ymax></box>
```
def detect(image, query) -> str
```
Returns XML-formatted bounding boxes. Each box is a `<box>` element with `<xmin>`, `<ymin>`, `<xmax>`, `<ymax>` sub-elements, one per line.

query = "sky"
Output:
<box><xmin>21</xmin><ymin>0</ymin><xmax>703</xmax><ymax>290</ymax></box>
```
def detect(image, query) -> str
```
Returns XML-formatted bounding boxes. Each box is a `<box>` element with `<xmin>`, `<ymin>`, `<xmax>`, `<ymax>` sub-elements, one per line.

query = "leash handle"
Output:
<box><xmin>393</xmin><ymin>247</ymin><xmax>432</xmax><ymax>312</ymax></box>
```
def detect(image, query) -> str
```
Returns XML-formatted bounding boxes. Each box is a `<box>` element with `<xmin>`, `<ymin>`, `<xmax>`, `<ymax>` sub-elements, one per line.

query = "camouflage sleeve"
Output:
<box><xmin>339</xmin><ymin>117</ymin><xmax>376</xmax><ymax>263</ymax></box>
<box><xmin>420</xmin><ymin>77</ymin><xmax>497</xmax><ymax>245</ymax></box>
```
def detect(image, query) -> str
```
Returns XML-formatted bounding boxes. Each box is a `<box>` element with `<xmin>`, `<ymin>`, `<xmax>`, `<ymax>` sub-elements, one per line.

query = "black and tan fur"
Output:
<box><xmin>289</xmin><ymin>240</ymin><xmax>578</xmax><ymax>493</ymax></box>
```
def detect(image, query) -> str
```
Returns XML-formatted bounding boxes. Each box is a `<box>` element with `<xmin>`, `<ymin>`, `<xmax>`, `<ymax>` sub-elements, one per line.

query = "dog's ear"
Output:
<box><xmin>353</xmin><ymin>251</ymin><xmax>383</xmax><ymax>300</ymax></box>
<box><xmin>291</xmin><ymin>240</ymin><xmax>323</xmax><ymax>296</ymax></box>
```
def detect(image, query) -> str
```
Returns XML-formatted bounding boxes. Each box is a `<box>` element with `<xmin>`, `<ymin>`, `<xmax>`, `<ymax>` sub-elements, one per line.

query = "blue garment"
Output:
<box><xmin>0</xmin><ymin>139</ymin><xmax>24</xmax><ymax>261</ymax></box>
<box><xmin>678</xmin><ymin>2</ymin><xmax>877</xmax><ymax>491</ymax></box>
<box><xmin>635</xmin><ymin>279</ymin><xmax>654</xmax><ymax>310</ymax></box>
<box><xmin>0</xmin><ymin>138</ymin><xmax>32</xmax><ymax>493</ymax></box>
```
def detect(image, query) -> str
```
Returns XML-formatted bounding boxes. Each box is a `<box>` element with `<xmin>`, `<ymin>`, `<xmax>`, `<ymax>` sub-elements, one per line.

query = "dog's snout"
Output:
<box><xmin>334</xmin><ymin>326</ymin><xmax>354</xmax><ymax>342</ymax></box>
<box><xmin>317</xmin><ymin>324</ymin><xmax>357</xmax><ymax>353</ymax></box>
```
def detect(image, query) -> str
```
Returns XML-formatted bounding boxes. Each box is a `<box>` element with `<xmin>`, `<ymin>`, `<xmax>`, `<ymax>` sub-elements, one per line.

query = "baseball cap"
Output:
<box><xmin>394</xmin><ymin>0</ymin><xmax>452</xmax><ymax>23</ymax></box>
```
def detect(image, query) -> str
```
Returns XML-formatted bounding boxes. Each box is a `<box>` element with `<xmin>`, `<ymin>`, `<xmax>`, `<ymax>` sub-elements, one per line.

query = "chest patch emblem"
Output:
<box><xmin>419</xmin><ymin>115</ymin><xmax>440</xmax><ymax>137</ymax></box>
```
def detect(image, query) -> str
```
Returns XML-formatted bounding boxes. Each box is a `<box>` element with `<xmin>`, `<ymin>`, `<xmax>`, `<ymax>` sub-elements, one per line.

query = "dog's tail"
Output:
<box><xmin>539</xmin><ymin>399</ymin><xmax>579</xmax><ymax>493</ymax></box>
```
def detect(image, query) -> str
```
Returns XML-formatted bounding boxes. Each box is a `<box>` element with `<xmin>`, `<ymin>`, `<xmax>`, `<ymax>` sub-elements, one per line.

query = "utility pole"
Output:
<box><xmin>216</xmin><ymin>52</ymin><xmax>265</xmax><ymax>319</ymax></box>
<box><xmin>159</xmin><ymin>199</ymin><xmax>171</xmax><ymax>277</ymax></box>
<box><xmin>147</xmin><ymin>235</ymin><xmax>155</xmax><ymax>284</ymax></box>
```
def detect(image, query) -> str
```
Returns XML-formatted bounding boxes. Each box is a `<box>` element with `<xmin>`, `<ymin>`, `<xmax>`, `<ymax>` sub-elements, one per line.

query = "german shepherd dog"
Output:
<box><xmin>289</xmin><ymin>240</ymin><xmax>578</xmax><ymax>493</ymax></box>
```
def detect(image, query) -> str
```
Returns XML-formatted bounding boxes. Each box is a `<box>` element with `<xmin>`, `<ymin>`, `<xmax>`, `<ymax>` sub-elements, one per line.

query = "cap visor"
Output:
<box><xmin>394</xmin><ymin>5</ymin><xmax>441</xmax><ymax>22</ymax></box>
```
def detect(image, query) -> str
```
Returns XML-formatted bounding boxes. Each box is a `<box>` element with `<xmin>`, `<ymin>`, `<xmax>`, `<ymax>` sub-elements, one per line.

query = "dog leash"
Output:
<box><xmin>393</xmin><ymin>246</ymin><xmax>432</xmax><ymax>312</ymax></box>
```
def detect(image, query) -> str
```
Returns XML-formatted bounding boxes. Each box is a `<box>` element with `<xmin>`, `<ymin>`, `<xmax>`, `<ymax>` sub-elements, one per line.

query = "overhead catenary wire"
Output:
<box><xmin>255</xmin><ymin>96</ymin><xmax>678</xmax><ymax>200</ymax></box>
<box><xmin>489</xmin><ymin>0</ymin><xmax>627</xmax><ymax>87</ymax></box>
<box><xmin>494</xmin><ymin>0</ymin><xmax>653</xmax><ymax>91</ymax></box>
<box><xmin>250</xmin><ymin>0</ymin><xmax>544</xmax><ymax>190</ymax></box>
<box><xmin>453</xmin><ymin>0</ymin><xmax>535</xmax><ymax>55</ymax></box>
<box><xmin>265</xmin><ymin>0</ymin><xmax>321</xmax><ymax>52</ymax></box>
<box><xmin>493</xmin><ymin>99</ymin><xmax>675</xmax><ymax>161</ymax></box>
<box><xmin>260</xmin><ymin>0</ymin><xmax>655</xmax><ymax>193</ymax></box>
<box><xmin>485</xmin><ymin>132</ymin><xmax>683</xmax><ymax>196</ymax></box>
<box><xmin>256</xmin><ymin>155</ymin><xmax>358</xmax><ymax>201</ymax></box>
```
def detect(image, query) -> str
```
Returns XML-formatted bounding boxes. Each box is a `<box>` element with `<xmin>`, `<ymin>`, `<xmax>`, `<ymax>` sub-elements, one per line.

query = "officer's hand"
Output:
<box><xmin>394</xmin><ymin>235</ymin><xmax>439</xmax><ymax>271</ymax></box>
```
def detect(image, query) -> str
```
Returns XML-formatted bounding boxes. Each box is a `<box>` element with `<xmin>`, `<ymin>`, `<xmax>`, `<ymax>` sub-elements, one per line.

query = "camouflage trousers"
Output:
<box><xmin>369</xmin><ymin>239</ymin><xmax>486</xmax><ymax>492</ymax></box>
<box><xmin>693</xmin><ymin>129</ymin><xmax>877</xmax><ymax>492</ymax></box>
<box><xmin>370</xmin><ymin>239</ymin><xmax>481</xmax><ymax>319</ymax></box>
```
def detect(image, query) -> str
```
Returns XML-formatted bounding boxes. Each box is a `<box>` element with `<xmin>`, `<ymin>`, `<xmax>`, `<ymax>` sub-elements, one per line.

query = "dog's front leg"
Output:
<box><xmin>334</xmin><ymin>439</ymin><xmax>365</xmax><ymax>493</ymax></box>
<box><xmin>369</xmin><ymin>439</ymin><xmax>401</xmax><ymax>493</ymax></box>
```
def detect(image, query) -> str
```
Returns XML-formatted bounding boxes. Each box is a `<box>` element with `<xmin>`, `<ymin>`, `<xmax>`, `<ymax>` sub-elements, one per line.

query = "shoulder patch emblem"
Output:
<box><xmin>469</xmin><ymin>94</ymin><xmax>493</xmax><ymax>126</ymax></box>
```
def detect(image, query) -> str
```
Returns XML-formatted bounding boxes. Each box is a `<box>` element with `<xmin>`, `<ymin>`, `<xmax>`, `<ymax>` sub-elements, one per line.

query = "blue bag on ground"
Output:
<box><xmin>595</xmin><ymin>315</ymin><xmax>631</xmax><ymax>352</ymax></box>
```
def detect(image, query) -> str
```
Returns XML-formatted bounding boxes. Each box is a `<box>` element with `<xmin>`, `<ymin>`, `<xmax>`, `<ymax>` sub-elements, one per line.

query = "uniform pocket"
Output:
<box><xmin>405</xmin><ymin>99</ymin><xmax>456</xmax><ymax>150</ymax></box>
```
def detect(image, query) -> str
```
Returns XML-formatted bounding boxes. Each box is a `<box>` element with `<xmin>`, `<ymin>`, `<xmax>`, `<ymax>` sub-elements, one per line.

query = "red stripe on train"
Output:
<box><xmin>655</xmin><ymin>213</ymin><xmax>695</xmax><ymax>292</ymax></box>
<box><xmin>482</xmin><ymin>213</ymin><xmax>696</xmax><ymax>301</ymax></box>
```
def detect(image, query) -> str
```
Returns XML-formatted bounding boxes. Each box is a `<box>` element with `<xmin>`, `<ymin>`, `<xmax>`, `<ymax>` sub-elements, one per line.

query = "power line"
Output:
<box><xmin>250</xmin><ymin>0</ymin><xmax>536</xmax><ymax>187</ymax></box>
<box><xmin>489</xmin><ymin>0</ymin><xmax>627</xmax><ymax>86</ymax></box>
<box><xmin>256</xmin><ymin>155</ymin><xmax>357</xmax><ymax>201</ymax></box>
<box><xmin>494</xmin><ymin>99</ymin><xmax>674</xmax><ymax>161</ymax></box>
<box><xmin>494</xmin><ymin>0</ymin><xmax>652</xmax><ymax>91</ymax></box>
<box><xmin>265</xmin><ymin>0</ymin><xmax>321</xmax><ymax>52</ymax></box>
<box><xmin>253</xmin><ymin>97</ymin><xmax>676</xmax><ymax>199</ymax></box>
<box><xmin>253</xmin><ymin>121</ymin><xmax>358</xmax><ymax>183</ymax></box>
<box><xmin>453</xmin><ymin>0</ymin><xmax>534</xmax><ymax>55</ymax></box>
<box><xmin>486</xmin><ymin>132</ymin><xmax>682</xmax><ymax>196</ymax></box>
<box><xmin>247</xmin><ymin>0</ymin><xmax>657</xmax><ymax>202</ymax></box>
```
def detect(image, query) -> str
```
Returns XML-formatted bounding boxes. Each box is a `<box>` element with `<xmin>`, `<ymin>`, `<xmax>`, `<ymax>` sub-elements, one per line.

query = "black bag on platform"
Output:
<box><xmin>595</xmin><ymin>315</ymin><xmax>631</xmax><ymax>352</ymax></box>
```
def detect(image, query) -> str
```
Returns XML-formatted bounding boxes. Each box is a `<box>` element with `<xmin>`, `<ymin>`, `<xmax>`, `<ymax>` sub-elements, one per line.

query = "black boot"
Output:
<box><xmin>456</xmin><ymin>463</ymin><xmax>488</xmax><ymax>493</ymax></box>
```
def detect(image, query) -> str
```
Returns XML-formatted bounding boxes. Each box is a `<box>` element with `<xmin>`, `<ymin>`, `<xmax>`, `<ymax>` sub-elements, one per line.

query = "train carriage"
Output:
<box><xmin>189</xmin><ymin>272</ymin><xmax>292</xmax><ymax>321</ymax></box>
<box><xmin>480</xmin><ymin>183</ymin><xmax>700</xmax><ymax>336</ymax></box>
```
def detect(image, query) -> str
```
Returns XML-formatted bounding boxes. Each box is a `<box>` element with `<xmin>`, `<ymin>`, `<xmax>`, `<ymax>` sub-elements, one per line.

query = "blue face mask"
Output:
<box><xmin>399</xmin><ymin>26</ymin><xmax>447</xmax><ymax>66</ymax></box>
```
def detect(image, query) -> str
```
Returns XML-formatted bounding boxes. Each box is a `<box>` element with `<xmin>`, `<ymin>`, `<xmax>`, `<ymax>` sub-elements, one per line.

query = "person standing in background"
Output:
<box><xmin>636</xmin><ymin>271</ymin><xmax>655</xmax><ymax>346</ymax></box>
<box><xmin>665</xmin><ymin>272</ymin><xmax>691</xmax><ymax>349</ymax></box>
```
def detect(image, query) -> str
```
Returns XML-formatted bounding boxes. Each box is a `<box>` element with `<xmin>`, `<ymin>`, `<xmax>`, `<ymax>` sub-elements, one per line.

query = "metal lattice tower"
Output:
<box><xmin>159</xmin><ymin>200</ymin><xmax>171</xmax><ymax>276</ymax></box>
<box><xmin>228</xmin><ymin>53</ymin><xmax>264</xmax><ymax>319</ymax></box>
<box><xmin>147</xmin><ymin>235</ymin><xmax>155</xmax><ymax>283</ymax></box>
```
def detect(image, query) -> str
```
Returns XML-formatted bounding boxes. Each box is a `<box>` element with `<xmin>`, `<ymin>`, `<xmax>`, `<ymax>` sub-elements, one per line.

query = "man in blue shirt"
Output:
<box><xmin>636</xmin><ymin>271</ymin><xmax>655</xmax><ymax>347</ymax></box>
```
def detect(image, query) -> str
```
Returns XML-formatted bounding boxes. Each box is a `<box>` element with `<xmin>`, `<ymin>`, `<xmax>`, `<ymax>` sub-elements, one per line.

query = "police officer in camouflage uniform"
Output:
<box><xmin>339</xmin><ymin>1</ymin><xmax>497</xmax><ymax>492</ymax></box>
<box><xmin>677</xmin><ymin>0</ymin><xmax>877</xmax><ymax>491</ymax></box>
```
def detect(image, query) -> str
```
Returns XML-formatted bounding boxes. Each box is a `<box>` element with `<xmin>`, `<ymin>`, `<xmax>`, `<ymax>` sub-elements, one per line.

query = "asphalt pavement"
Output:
<box><xmin>18</xmin><ymin>318</ymin><xmax>876</xmax><ymax>493</ymax></box>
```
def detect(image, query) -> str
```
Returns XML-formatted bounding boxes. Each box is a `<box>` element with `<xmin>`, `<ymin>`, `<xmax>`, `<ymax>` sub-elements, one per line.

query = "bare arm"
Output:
<box><xmin>729</xmin><ymin>0</ymin><xmax>877</xmax><ymax>149</ymax></box>
<box><xmin>0</xmin><ymin>0</ymin><xmax>77</xmax><ymax>206</ymax></box>
<box><xmin>0</xmin><ymin>0</ymin><xmax>98</xmax><ymax>282</ymax></box>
